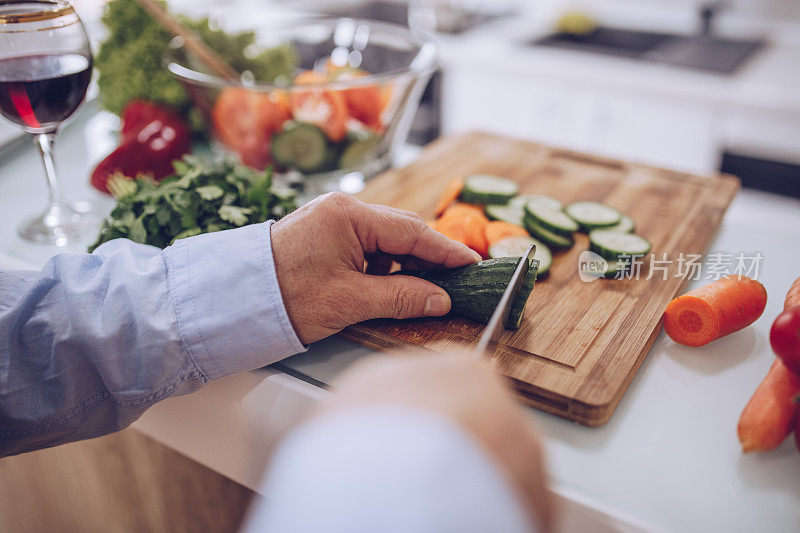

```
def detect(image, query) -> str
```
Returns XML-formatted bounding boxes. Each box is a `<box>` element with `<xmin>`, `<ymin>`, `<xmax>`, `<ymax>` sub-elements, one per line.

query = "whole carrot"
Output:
<box><xmin>663</xmin><ymin>275</ymin><xmax>767</xmax><ymax>347</ymax></box>
<box><xmin>737</xmin><ymin>359</ymin><xmax>800</xmax><ymax>452</ymax></box>
<box><xmin>738</xmin><ymin>276</ymin><xmax>800</xmax><ymax>453</ymax></box>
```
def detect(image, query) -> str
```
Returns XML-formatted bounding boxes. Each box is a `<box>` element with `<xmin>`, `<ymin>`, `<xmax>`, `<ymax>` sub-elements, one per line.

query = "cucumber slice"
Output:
<box><xmin>488</xmin><ymin>235</ymin><xmax>552</xmax><ymax>278</ymax></box>
<box><xmin>485</xmin><ymin>203</ymin><xmax>525</xmax><ymax>226</ymax></box>
<box><xmin>606</xmin><ymin>215</ymin><xmax>635</xmax><ymax>233</ymax></box>
<box><xmin>565</xmin><ymin>201</ymin><xmax>621</xmax><ymax>231</ymax></box>
<box><xmin>338</xmin><ymin>131</ymin><xmax>380</xmax><ymax>169</ymax></box>
<box><xmin>460</xmin><ymin>174</ymin><xmax>519</xmax><ymax>205</ymax></box>
<box><xmin>271</xmin><ymin>122</ymin><xmax>329</xmax><ymax>173</ymax></box>
<box><xmin>523</xmin><ymin>215</ymin><xmax>574</xmax><ymax>249</ymax></box>
<box><xmin>511</xmin><ymin>194</ymin><xmax>562</xmax><ymax>212</ymax></box>
<box><xmin>589</xmin><ymin>229</ymin><xmax>651</xmax><ymax>259</ymax></box>
<box><xmin>524</xmin><ymin>202</ymin><xmax>578</xmax><ymax>236</ymax></box>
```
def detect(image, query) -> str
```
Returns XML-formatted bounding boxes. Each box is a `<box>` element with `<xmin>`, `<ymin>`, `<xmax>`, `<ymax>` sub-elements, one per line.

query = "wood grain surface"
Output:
<box><xmin>0</xmin><ymin>429</ymin><xmax>255</xmax><ymax>532</ymax></box>
<box><xmin>342</xmin><ymin>131</ymin><xmax>740</xmax><ymax>426</ymax></box>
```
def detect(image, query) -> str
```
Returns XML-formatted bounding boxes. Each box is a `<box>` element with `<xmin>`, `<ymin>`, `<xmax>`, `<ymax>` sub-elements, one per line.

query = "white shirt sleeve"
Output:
<box><xmin>244</xmin><ymin>407</ymin><xmax>537</xmax><ymax>533</ymax></box>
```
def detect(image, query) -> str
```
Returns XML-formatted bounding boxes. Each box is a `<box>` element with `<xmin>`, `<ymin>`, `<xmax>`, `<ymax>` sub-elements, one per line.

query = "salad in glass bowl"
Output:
<box><xmin>165</xmin><ymin>17</ymin><xmax>438</xmax><ymax>195</ymax></box>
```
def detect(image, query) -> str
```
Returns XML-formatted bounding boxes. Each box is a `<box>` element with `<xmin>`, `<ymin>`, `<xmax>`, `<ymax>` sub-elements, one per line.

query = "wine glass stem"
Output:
<box><xmin>34</xmin><ymin>131</ymin><xmax>63</xmax><ymax>208</ymax></box>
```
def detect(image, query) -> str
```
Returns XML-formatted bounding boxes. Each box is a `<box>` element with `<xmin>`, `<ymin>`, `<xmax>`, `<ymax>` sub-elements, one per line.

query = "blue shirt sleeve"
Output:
<box><xmin>0</xmin><ymin>221</ymin><xmax>305</xmax><ymax>457</ymax></box>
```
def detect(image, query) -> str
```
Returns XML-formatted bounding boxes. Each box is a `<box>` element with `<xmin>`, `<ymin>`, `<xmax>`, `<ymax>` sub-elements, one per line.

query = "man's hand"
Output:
<box><xmin>271</xmin><ymin>192</ymin><xmax>481</xmax><ymax>344</ymax></box>
<box><xmin>316</xmin><ymin>352</ymin><xmax>554</xmax><ymax>532</ymax></box>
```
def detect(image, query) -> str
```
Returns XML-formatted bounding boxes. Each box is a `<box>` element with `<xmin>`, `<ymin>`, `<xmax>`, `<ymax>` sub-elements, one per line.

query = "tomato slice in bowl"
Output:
<box><xmin>212</xmin><ymin>87</ymin><xmax>289</xmax><ymax>169</ymax></box>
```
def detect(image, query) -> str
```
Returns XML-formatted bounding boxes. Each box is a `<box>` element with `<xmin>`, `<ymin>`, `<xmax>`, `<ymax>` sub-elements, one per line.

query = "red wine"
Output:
<box><xmin>0</xmin><ymin>53</ymin><xmax>92</xmax><ymax>131</ymax></box>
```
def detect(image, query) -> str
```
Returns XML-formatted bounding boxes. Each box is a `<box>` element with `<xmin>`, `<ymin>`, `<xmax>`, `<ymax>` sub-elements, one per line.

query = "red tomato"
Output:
<box><xmin>771</xmin><ymin>306</ymin><xmax>800</xmax><ymax>377</ymax></box>
<box><xmin>329</xmin><ymin>67</ymin><xmax>391</xmax><ymax>131</ymax></box>
<box><xmin>289</xmin><ymin>88</ymin><xmax>348</xmax><ymax>142</ymax></box>
<box><xmin>211</xmin><ymin>87</ymin><xmax>288</xmax><ymax>169</ymax></box>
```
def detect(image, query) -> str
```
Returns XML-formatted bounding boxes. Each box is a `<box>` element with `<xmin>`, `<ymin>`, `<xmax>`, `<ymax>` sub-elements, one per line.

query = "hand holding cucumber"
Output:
<box><xmin>271</xmin><ymin>192</ymin><xmax>481</xmax><ymax>344</ymax></box>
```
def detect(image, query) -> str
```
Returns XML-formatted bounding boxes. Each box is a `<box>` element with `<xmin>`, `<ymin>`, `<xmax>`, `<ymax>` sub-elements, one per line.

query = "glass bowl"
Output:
<box><xmin>165</xmin><ymin>17</ymin><xmax>438</xmax><ymax>198</ymax></box>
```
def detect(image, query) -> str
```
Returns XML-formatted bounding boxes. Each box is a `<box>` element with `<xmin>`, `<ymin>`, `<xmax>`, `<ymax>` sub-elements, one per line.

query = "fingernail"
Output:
<box><xmin>424</xmin><ymin>293</ymin><xmax>449</xmax><ymax>316</ymax></box>
<box><xmin>470</xmin><ymin>250</ymin><xmax>482</xmax><ymax>262</ymax></box>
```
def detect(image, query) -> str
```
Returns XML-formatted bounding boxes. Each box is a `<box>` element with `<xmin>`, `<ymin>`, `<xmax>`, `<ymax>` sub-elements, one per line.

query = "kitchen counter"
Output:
<box><xmin>1</xmin><ymin>103</ymin><xmax>799</xmax><ymax>531</ymax></box>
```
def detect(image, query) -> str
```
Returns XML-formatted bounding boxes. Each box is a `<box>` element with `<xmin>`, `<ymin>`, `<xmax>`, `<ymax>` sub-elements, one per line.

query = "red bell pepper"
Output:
<box><xmin>91</xmin><ymin>101</ymin><xmax>191</xmax><ymax>194</ymax></box>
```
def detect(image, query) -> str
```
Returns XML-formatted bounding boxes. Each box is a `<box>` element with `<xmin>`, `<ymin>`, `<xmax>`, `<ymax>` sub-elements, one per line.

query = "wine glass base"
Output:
<box><xmin>18</xmin><ymin>202</ymin><xmax>102</xmax><ymax>247</ymax></box>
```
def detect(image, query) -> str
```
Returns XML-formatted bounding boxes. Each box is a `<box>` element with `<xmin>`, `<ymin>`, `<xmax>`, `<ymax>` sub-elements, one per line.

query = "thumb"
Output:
<box><xmin>355</xmin><ymin>273</ymin><xmax>452</xmax><ymax>321</ymax></box>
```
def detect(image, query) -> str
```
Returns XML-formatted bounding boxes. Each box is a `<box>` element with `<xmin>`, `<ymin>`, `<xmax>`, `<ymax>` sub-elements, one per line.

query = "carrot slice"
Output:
<box><xmin>434</xmin><ymin>179</ymin><xmax>464</xmax><ymax>218</ymax></box>
<box><xmin>462</xmin><ymin>212</ymin><xmax>489</xmax><ymax>258</ymax></box>
<box><xmin>440</xmin><ymin>202</ymin><xmax>484</xmax><ymax>221</ymax></box>
<box><xmin>663</xmin><ymin>275</ymin><xmax>767</xmax><ymax>347</ymax></box>
<box><xmin>434</xmin><ymin>216</ymin><xmax>469</xmax><ymax>245</ymax></box>
<box><xmin>485</xmin><ymin>221</ymin><xmax>529</xmax><ymax>246</ymax></box>
<box><xmin>737</xmin><ymin>359</ymin><xmax>800</xmax><ymax>452</ymax></box>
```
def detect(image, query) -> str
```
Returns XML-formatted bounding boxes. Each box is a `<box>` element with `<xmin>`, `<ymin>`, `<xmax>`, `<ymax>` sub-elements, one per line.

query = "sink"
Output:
<box><xmin>531</xmin><ymin>26</ymin><xmax>765</xmax><ymax>75</ymax></box>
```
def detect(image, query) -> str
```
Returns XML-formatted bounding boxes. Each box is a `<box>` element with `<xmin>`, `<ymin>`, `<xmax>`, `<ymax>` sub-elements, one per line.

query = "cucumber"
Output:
<box><xmin>606</xmin><ymin>214</ymin><xmax>635</xmax><ymax>233</ymax></box>
<box><xmin>524</xmin><ymin>202</ymin><xmax>578</xmax><ymax>235</ymax></box>
<box><xmin>523</xmin><ymin>215</ymin><xmax>574</xmax><ymax>249</ymax></box>
<box><xmin>485</xmin><ymin>203</ymin><xmax>525</xmax><ymax>226</ymax></box>
<box><xmin>271</xmin><ymin>122</ymin><xmax>329</xmax><ymax>173</ymax></box>
<box><xmin>401</xmin><ymin>256</ymin><xmax>539</xmax><ymax>329</ymax></box>
<box><xmin>589</xmin><ymin>229</ymin><xmax>651</xmax><ymax>259</ymax></box>
<box><xmin>338</xmin><ymin>130</ymin><xmax>380</xmax><ymax>169</ymax></box>
<box><xmin>564</xmin><ymin>201</ymin><xmax>621</xmax><ymax>231</ymax></box>
<box><xmin>512</xmin><ymin>194</ymin><xmax>562</xmax><ymax>212</ymax></box>
<box><xmin>460</xmin><ymin>174</ymin><xmax>519</xmax><ymax>205</ymax></box>
<box><xmin>488</xmin><ymin>236</ymin><xmax>552</xmax><ymax>278</ymax></box>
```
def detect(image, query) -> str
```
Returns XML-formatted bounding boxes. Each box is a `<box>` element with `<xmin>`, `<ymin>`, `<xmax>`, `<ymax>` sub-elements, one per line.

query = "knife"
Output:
<box><xmin>473</xmin><ymin>244</ymin><xmax>537</xmax><ymax>358</ymax></box>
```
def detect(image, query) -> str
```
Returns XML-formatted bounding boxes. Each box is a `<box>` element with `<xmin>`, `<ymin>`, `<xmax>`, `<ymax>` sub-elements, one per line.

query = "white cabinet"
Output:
<box><xmin>441</xmin><ymin>66</ymin><xmax>722</xmax><ymax>175</ymax></box>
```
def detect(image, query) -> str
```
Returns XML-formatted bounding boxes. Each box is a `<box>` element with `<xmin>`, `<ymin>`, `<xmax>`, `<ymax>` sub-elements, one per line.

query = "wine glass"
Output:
<box><xmin>0</xmin><ymin>1</ymin><xmax>97</xmax><ymax>246</ymax></box>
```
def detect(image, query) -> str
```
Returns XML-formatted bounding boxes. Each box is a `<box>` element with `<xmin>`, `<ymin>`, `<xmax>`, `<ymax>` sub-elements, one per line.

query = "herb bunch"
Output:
<box><xmin>89</xmin><ymin>155</ymin><xmax>296</xmax><ymax>252</ymax></box>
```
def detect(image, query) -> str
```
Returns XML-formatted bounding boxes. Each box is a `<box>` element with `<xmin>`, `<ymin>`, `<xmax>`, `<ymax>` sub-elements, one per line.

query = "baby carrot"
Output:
<box><xmin>434</xmin><ymin>179</ymin><xmax>464</xmax><ymax>218</ymax></box>
<box><xmin>737</xmin><ymin>359</ymin><xmax>800</xmax><ymax>452</ymax></box>
<box><xmin>485</xmin><ymin>221</ymin><xmax>529</xmax><ymax>246</ymax></box>
<box><xmin>663</xmin><ymin>275</ymin><xmax>767</xmax><ymax>347</ymax></box>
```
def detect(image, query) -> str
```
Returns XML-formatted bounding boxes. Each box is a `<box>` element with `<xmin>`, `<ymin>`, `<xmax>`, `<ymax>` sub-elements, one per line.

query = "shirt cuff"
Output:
<box><xmin>164</xmin><ymin>221</ymin><xmax>306</xmax><ymax>381</ymax></box>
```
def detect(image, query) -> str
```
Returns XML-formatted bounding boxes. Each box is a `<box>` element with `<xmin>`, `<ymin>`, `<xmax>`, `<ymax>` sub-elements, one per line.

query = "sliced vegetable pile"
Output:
<box><xmin>402</xmin><ymin>256</ymin><xmax>540</xmax><ymax>329</ymax></box>
<box><xmin>212</xmin><ymin>61</ymin><xmax>391</xmax><ymax>173</ymax></box>
<box><xmin>88</xmin><ymin>155</ymin><xmax>296</xmax><ymax>251</ymax></box>
<box><xmin>737</xmin><ymin>276</ymin><xmax>800</xmax><ymax>453</ymax></box>
<box><xmin>430</xmin><ymin>174</ymin><xmax>651</xmax><ymax>280</ymax></box>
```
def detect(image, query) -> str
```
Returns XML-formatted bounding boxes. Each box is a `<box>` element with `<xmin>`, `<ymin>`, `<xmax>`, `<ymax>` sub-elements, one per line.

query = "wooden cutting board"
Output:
<box><xmin>341</xmin><ymin>132</ymin><xmax>740</xmax><ymax>426</ymax></box>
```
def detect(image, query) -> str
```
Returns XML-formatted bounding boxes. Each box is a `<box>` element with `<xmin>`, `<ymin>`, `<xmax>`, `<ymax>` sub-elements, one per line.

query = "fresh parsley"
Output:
<box><xmin>88</xmin><ymin>155</ymin><xmax>297</xmax><ymax>252</ymax></box>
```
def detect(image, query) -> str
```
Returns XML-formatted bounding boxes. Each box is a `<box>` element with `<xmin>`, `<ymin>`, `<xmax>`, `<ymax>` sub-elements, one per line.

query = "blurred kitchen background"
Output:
<box><xmin>8</xmin><ymin>0</ymin><xmax>800</xmax><ymax>197</ymax></box>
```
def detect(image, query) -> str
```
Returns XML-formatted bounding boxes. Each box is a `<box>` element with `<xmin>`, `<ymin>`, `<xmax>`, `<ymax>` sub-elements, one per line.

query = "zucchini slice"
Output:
<box><xmin>564</xmin><ymin>201</ymin><xmax>621</xmax><ymax>231</ymax></box>
<box><xmin>460</xmin><ymin>174</ymin><xmax>519</xmax><ymax>205</ymax></box>
<box><xmin>589</xmin><ymin>229</ymin><xmax>651</xmax><ymax>259</ymax></box>
<box><xmin>339</xmin><ymin>131</ymin><xmax>380</xmax><ymax>169</ymax></box>
<box><xmin>271</xmin><ymin>122</ymin><xmax>329</xmax><ymax>173</ymax></box>
<box><xmin>485</xmin><ymin>203</ymin><xmax>525</xmax><ymax>226</ymax></box>
<box><xmin>523</xmin><ymin>215</ymin><xmax>574</xmax><ymax>249</ymax></box>
<box><xmin>606</xmin><ymin>214</ymin><xmax>635</xmax><ymax>233</ymax></box>
<box><xmin>488</xmin><ymin>235</ymin><xmax>552</xmax><ymax>278</ymax></box>
<box><xmin>512</xmin><ymin>194</ymin><xmax>562</xmax><ymax>212</ymax></box>
<box><xmin>402</xmin><ymin>256</ymin><xmax>539</xmax><ymax>329</ymax></box>
<box><xmin>524</xmin><ymin>202</ymin><xmax>578</xmax><ymax>235</ymax></box>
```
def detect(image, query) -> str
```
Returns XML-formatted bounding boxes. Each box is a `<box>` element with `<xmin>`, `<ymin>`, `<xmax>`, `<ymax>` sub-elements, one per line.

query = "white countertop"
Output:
<box><xmin>2</xmin><ymin>103</ymin><xmax>799</xmax><ymax>531</ymax></box>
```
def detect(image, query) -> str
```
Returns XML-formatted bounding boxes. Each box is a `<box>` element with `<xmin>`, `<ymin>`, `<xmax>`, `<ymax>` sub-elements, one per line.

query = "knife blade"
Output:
<box><xmin>473</xmin><ymin>244</ymin><xmax>537</xmax><ymax>357</ymax></box>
